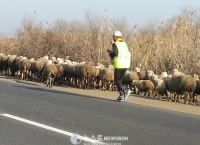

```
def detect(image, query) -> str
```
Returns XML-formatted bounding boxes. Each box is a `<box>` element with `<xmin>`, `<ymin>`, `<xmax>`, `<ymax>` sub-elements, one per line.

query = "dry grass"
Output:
<box><xmin>1</xmin><ymin>8</ymin><xmax>200</xmax><ymax>75</ymax></box>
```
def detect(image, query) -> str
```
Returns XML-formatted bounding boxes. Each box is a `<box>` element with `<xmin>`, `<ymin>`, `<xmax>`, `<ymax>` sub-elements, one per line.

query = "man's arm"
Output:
<box><xmin>108</xmin><ymin>43</ymin><xmax>118</xmax><ymax>60</ymax></box>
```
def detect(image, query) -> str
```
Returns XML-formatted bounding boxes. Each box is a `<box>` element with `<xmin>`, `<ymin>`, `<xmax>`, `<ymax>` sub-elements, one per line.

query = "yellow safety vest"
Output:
<box><xmin>114</xmin><ymin>42</ymin><xmax>131</xmax><ymax>68</ymax></box>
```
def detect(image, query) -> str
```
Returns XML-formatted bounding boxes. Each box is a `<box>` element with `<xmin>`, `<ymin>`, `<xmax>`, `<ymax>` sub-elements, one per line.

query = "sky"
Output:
<box><xmin>1</xmin><ymin>0</ymin><xmax>200</xmax><ymax>36</ymax></box>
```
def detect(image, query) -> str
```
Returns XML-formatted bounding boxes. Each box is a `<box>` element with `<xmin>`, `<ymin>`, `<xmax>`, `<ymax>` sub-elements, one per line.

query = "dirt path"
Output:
<box><xmin>1</xmin><ymin>75</ymin><xmax>200</xmax><ymax>116</ymax></box>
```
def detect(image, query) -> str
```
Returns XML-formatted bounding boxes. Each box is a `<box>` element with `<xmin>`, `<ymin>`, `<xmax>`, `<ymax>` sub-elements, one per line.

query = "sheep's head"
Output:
<box><xmin>151</xmin><ymin>74</ymin><xmax>158</xmax><ymax>80</ymax></box>
<box><xmin>135</xmin><ymin>67</ymin><xmax>140</xmax><ymax>72</ymax></box>
<box><xmin>132</xmin><ymin>79</ymin><xmax>138</xmax><ymax>85</ymax></box>
<box><xmin>160</xmin><ymin>72</ymin><xmax>168</xmax><ymax>80</ymax></box>
<box><xmin>146</xmin><ymin>70</ymin><xmax>154</xmax><ymax>79</ymax></box>
<box><xmin>172</xmin><ymin>69</ymin><xmax>179</xmax><ymax>73</ymax></box>
<box><xmin>193</xmin><ymin>74</ymin><xmax>199</xmax><ymax>80</ymax></box>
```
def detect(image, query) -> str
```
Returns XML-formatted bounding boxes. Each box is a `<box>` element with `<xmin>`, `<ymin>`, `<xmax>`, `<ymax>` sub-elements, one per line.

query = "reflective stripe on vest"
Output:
<box><xmin>114</xmin><ymin>42</ymin><xmax>131</xmax><ymax>68</ymax></box>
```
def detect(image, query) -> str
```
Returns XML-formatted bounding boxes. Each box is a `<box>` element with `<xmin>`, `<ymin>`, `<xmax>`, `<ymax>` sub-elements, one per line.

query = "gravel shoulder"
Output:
<box><xmin>0</xmin><ymin>75</ymin><xmax>199</xmax><ymax>116</ymax></box>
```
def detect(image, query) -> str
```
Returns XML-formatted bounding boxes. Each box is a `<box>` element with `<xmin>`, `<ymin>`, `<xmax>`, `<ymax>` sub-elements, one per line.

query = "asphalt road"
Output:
<box><xmin>0</xmin><ymin>77</ymin><xmax>200</xmax><ymax>145</ymax></box>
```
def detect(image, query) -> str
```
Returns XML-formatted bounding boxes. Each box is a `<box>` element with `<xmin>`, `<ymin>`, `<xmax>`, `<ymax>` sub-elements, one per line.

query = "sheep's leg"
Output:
<box><xmin>189</xmin><ymin>94</ymin><xmax>192</xmax><ymax>104</ymax></box>
<box><xmin>109</xmin><ymin>82</ymin><xmax>112</xmax><ymax>91</ymax></box>
<box><xmin>192</xmin><ymin>93</ymin><xmax>196</xmax><ymax>104</ymax></box>
<box><xmin>135</xmin><ymin>88</ymin><xmax>139</xmax><ymax>95</ymax></box>
<box><xmin>137</xmin><ymin>90</ymin><xmax>140</xmax><ymax>95</ymax></box>
<box><xmin>25</xmin><ymin>71</ymin><xmax>27</xmax><ymax>81</ymax></box>
<box><xmin>69</xmin><ymin>77</ymin><xmax>73</xmax><ymax>86</ymax></box>
<box><xmin>94</xmin><ymin>78</ymin><xmax>97</xmax><ymax>89</ymax></box>
<box><xmin>111</xmin><ymin>82</ymin><xmax>115</xmax><ymax>91</ymax></box>
<box><xmin>83</xmin><ymin>78</ymin><xmax>86</xmax><ymax>89</ymax></box>
<box><xmin>183</xmin><ymin>94</ymin><xmax>186</xmax><ymax>104</ymax></box>
<box><xmin>173</xmin><ymin>93</ymin><xmax>177</xmax><ymax>102</ymax></box>
<box><xmin>179</xmin><ymin>94</ymin><xmax>183</xmax><ymax>103</ymax></box>
<box><xmin>95</xmin><ymin>78</ymin><xmax>100</xmax><ymax>89</ymax></box>
<box><xmin>184</xmin><ymin>93</ymin><xmax>190</xmax><ymax>104</ymax></box>
<box><xmin>93</xmin><ymin>78</ymin><xmax>98</xmax><ymax>89</ymax></box>
<box><xmin>59</xmin><ymin>76</ymin><xmax>63</xmax><ymax>86</ymax></box>
<box><xmin>102</xmin><ymin>80</ymin><xmax>106</xmax><ymax>91</ymax></box>
<box><xmin>73</xmin><ymin>77</ymin><xmax>77</xmax><ymax>87</ymax></box>
<box><xmin>176</xmin><ymin>94</ymin><xmax>180</xmax><ymax>103</ymax></box>
<box><xmin>49</xmin><ymin>77</ymin><xmax>52</xmax><ymax>88</ymax></box>
<box><xmin>88</xmin><ymin>78</ymin><xmax>93</xmax><ymax>89</ymax></box>
<box><xmin>146</xmin><ymin>92</ymin><xmax>148</xmax><ymax>96</ymax></box>
<box><xmin>148</xmin><ymin>91</ymin><xmax>152</xmax><ymax>97</ymax></box>
<box><xmin>132</xmin><ymin>85</ymin><xmax>137</xmax><ymax>94</ymax></box>
<box><xmin>21</xmin><ymin>72</ymin><xmax>24</xmax><ymax>80</ymax></box>
<box><xmin>154</xmin><ymin>91</ymin><xmax>158</xmax><ymax>99</ymax></box>
<box><xmin>173</xmin><ymin>93</ymin><xmax>176</xmax><ymax>102</ymax></box>
<box><xmin>189</xmin><ymin>92</ymin><xmax>195</xmax><ymax>104</ymax></box>
<box><xmin>107</xmin><ymin>82</ymin><xmax>110</xmax><ymax>90</ymax></box>
<box><xmin>146</xmin><ymin>91</ymin><xmax>151</xmax><ymax>97</ymax></box>
<box><xmin>47</xmin><ymin>78</ymin><xmax>49</xmax><ymax>87</ymax></box>
<box><xmin>92</xmin><ymin>78</ymin><xmax>96</xmax><ymax>89</ymax></box>
<box><xmin>51</xmin><ymin>77</ymin><xmax>54</xmax><ymax>87</ymax></box>
<box><xmin>79</xmin><ymin>78</ymin><xmax>83</xmax><ymax>88</ymax></box>
<box><xmin>166</xmin><ymin>91</ymin><xmax>170</xmax><ymax>101</ymax></box>
<box><xmin>85</xmin><ymin>78</ymin><xmax>89</xmax><ymax>89</ymax></box>
<box><xmin>74</xmin><ymin>77</ymin><xmax>77</xmax><ymax>87</ymax></box>
<box><xmin>86</xmin><ymin>78</ymin><xmax>89</xmax><ymax>89</ymax></box>
<box><xmin>25</xmin><ymin>70</ymin><xmax>28</xmax><ymax>81</ymax></box>
<box><xmin>71</xmin><ymin>77</ymin><xmax>74</xmax><ymax>86</ymax></box>
<box><xmin>196</xmin><ymin>95</ymin><xmax>200</xmax><ymax>105</ymax></box>
<box><xmin>82</xmin><ymin>78</ymin><xmax>87</xmax><ymax>89</ymax></box>
<box><xmin>88</xmin><ymin>78</ymin><xmax>92</xmax><ymax>89</ymax></box>
<box><xmin>178</xmin><ymin>94</ymin><xmax>183</xmax><ymax>103</ymax></box>
<box><xmin>157</xmin><ymin>93</ymin><xmax>161</xmax><ymax>100</ymax></box>
<box><xmin>107</xmin><ymin>82</ymin><xmax>110</xmax><ymax>91</ymax></box>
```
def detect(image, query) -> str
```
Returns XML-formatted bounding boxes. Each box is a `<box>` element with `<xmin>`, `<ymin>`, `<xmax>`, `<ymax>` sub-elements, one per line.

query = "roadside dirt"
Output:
<box><xmin>0</xmin><ymin>75</ymin><xmax>200</xmax><ymax>116</ymax></box>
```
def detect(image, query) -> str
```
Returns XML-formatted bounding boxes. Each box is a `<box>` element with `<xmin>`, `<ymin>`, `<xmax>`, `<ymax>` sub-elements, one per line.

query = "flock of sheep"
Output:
<box><xmin>0</xmin><ymin>54</ymin><xmax>199</xmax><ymax>105</ymax></box>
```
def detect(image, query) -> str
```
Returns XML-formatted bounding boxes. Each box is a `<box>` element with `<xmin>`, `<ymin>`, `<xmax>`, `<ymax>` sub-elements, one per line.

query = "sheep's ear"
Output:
<box><xmin>174</xmin><ymin>64</ymin><xmax>179</xmax><ymax>69</ymax></box>
<box><xmin>173</xmin><ymin>65</ymin><xmax>176</xmax><ymax>69</ymax></box>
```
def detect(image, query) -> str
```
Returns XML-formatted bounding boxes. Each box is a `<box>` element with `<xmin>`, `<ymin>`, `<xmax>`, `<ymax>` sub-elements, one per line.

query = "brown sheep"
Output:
<box><xmin>55</xmin><ymin>64</ymin><xmax>64</xmax><ymax>86</ymax></box>
<box><xmin>0</xmin><ymin>55</ymin><xmax>9</xmax><ymax>75</ymax></box>
<box><xmin>166</xmin><ymin>69</ymin><xmax>196</xmax><ymax>104</ymax></box>
<box><xmin>179</xmin><ymin>75</ymin><xmax>196</xmax><ymax>104</ymax></box>
<box><xmin>193</xmin><ymin>80</ymin><xmax>200</xmax><ymax>104</ymax></box>
<box><xmin>85</xmin><ymin>65</ymin><xmax>101</xmax><ymax>89</ymax></box>
<box><xmin>132</xmin><ymin>80</ymin><xmax>155</xmax><ymax>97</ymax></box>
<box><xmin>74</xmin><ymin>62</ymin><xmax>93</xmax><ymax>89</ymax></box>
<box><xmin>18</xmin><ymin>59</ymin><xmax>31</xmax><ymax>80</ymax></box>
<box><xmin>123</xmin><ymin>70</ymin><xmax>139</xmax><ymax>93</ymax></box>
<box><xmin>137</xmin><ymin>71</ymin><xmax>147</xmax><ymax>80</ymax></box>
<box><xmin>79</xmin><ymin>63</ymin><xmax>91</xmax><ymax>89</ymax></box>
<box><xmin>63</xmin><ymin>62</ymin><xmax>81</xmax><ymax>87</ymax></box>
<box><xmin>30</xmin><ymin>58</ymin><xmax>53</xmax><ymax>82</ymax></box>
<box><xmin>7</xmin><ymin>55</ymin><xmax>18</xmax><ymax>76</ymax></box>
<box><xmin>43</xmin><ymin>64</ymin><xmax>58</xmax><ymax>88</ymax></box>
<box><xmin>98</xmin><ymin>67</ymin><xmax>114</xmax><ymax>91</ymax></box>
<box><xmin>74</xmin><ymin>63</ymin><xmax>85</xmax><ymax>88</ymax></box>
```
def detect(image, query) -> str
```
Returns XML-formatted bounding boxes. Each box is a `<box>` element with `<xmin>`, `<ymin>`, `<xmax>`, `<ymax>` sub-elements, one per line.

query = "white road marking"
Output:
<box><xmin>1</xmin><ymin>113</ymin><xmax>104</xmax><ymax>144</ymax></box>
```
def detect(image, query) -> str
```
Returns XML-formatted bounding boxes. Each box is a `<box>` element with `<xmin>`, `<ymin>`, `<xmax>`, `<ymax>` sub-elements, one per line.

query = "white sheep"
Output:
<box><xmin>159</xmin><ymin>71</ymin><xmax>168</xmax><ymax>80</ymax></box>
<box><xmin>150</xmin><ymin>75</ymin><xmax>168</xmax><ymax>100</ymax></box>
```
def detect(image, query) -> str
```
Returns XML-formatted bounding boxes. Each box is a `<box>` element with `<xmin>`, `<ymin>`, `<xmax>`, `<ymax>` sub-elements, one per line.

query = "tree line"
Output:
<box><xmin>1</xmin><ymin>8</ymin><xmax>200</xmax><ymax>75</ymax></box>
